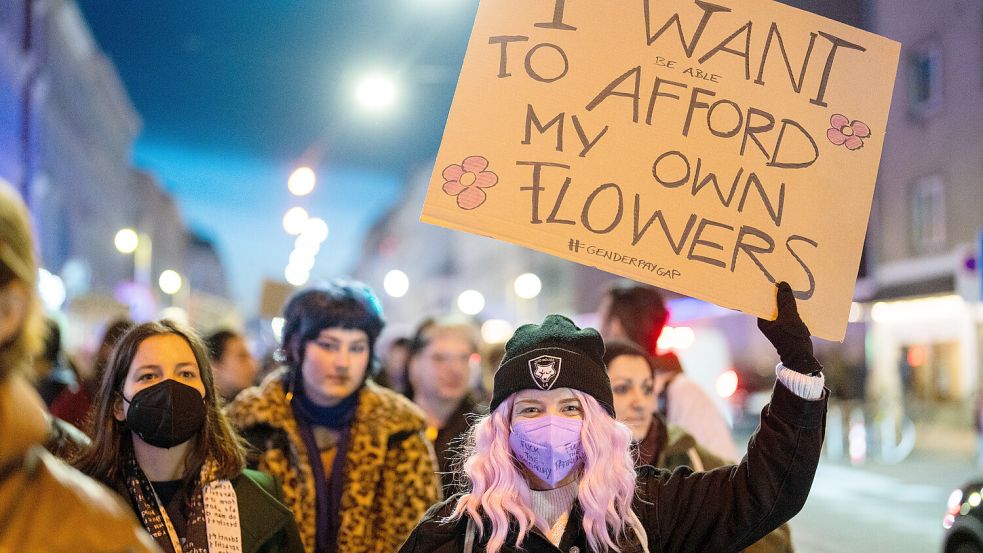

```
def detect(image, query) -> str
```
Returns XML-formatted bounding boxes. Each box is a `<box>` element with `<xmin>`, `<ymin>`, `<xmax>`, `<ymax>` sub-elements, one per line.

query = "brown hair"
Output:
<box><xmin>602</xmin><ymin>282</ymin><xmax>669</xmax><ymax>355</ymax></box>
<box><xmin>0</xmin><ymin>180</ymin><xmax>43</xmax><ymax>383</ymax></box>
<box><xmin>74</xmin><ymin>320</ymin><xmax>245</xmax><ymax>486</ymax></box>
<box><xmin>602</xmin><ymin>338</ymin><xmax>657</xmax><ymax>378</ymax></box>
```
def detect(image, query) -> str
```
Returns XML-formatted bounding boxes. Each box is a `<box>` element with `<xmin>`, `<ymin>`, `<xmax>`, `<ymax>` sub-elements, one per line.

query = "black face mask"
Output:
<box><xmin>123</xmin><ymin>379</ymin><xmax>207</xmax><ymax>449</ymax></box>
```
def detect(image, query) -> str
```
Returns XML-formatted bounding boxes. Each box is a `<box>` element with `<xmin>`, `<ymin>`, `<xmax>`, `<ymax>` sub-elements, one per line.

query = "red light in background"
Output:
<box><xmin>716</xmin><ymin>369</ymin><xmax>739</xmax><ymax>398</ymax></box>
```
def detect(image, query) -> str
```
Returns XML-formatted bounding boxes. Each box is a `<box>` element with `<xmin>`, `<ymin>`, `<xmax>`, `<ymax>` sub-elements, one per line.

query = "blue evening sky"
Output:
<box><xmin>76</xmin><ymin>0</ymin><xmax>478</xmax><ymax>314</ymax></box>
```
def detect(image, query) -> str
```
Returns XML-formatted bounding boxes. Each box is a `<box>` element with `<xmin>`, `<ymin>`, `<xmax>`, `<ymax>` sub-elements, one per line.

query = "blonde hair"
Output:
<box><xmin>0</xmin><ymin>179</ymin><xmax>43</xmax><ymax>383</ymax></box>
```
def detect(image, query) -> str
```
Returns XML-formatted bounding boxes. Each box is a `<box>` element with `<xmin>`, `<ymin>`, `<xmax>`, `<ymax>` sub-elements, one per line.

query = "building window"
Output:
<box><xmin>907</xmin><ymin>38</ymin><xmax>943</xmax><ymax>117</ymax></box>
<box><xmin>910</xmin><ymin>175</ymin><xmax>946</xmax><ymax>254</ymax></box>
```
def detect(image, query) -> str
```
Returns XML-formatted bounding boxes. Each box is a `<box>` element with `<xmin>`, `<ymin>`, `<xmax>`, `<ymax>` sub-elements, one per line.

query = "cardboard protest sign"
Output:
<box><xmin>422</xmin><ymin>0</ymin><xmax>900</xmax><ymax>340</ymax></box>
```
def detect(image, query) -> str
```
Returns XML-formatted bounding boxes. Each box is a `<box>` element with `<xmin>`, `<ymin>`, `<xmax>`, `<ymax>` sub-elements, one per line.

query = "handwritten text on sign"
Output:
<box><xmin>422</xmin><ymin>0</ymin><xmax>900</xmax><ymax>340</ymax></box>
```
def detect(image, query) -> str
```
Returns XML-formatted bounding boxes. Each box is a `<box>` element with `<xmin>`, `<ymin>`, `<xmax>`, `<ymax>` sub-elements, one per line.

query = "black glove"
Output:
<box><xmin>757</xmin><ymin>282</ymin><xmax>823</xmax><ymax>375</ymax></box>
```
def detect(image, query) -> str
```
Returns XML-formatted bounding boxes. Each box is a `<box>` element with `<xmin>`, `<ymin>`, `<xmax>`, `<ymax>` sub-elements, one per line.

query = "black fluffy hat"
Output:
<box><xmin>491</xmin><ymin>314</ymin><xmax>614</xmax><ymax>416</ymax></box>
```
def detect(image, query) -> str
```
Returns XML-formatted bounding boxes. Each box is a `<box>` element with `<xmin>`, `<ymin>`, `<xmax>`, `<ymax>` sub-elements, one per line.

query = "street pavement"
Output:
<box><xmin>781</xmin><ymin>426</ymin><xmax>977</xmax><ymax>553</ymax></box>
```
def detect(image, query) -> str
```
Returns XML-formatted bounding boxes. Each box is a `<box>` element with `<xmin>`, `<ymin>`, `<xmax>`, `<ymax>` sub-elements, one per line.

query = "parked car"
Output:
<box><xmin>943</xmin><ymin>479</ymin><xmax>983</xmax><ymax>553</ymax></box>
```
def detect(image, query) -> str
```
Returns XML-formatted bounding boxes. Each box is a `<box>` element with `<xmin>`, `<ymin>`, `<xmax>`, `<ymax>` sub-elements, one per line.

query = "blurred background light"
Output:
<box><xmin>513</xmin><ymin>272</ymin><xmax>542</xmax><ymax>299</ymax></box>
<box><xmin>114</xmin><ymin>228</ymin><xmax>138</xmax><ymax>254</ymax></box>
<box><xmin>457</xmin><ymin>289</ymin><xmax>485</xmax><ymax>315</ymax></box>
<box><xmin>383</xmin><ymin>269</ymin><xmax>409</xmax><ymax>298</ymax></box>
<box><xmin>38</xmin><ymin>268</ymin><xmax>66</xmax><ymax>311</ymax></box>
<box><xmin>480</xmin><ymin>319</ymin><xmax>514</xmax><ymax>344</ymax></box>
<box><xmin>282</xmin><ymin>207</ymin><xmax>309</xmax><ymax>235</ymax></box>
<box><xmin>158</xmin><ymin>269</ymin><xmax>183</xmax><ymax>295</ymax></box>
<box><xmin>288</xmin><ymin>166</ymin><xmax>316</xmax><ymax>196</ymax></box>
<box><xmin>356</xmin><ymin>75</ymin><xmax>396</xmax><ymax>109</ymax></box>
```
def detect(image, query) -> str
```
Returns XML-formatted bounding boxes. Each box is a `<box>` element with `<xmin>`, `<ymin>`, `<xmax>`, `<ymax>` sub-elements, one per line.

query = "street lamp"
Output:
<box><xmin>283</xmin><ymin>207</ymin><xmax>309</xmax><ymax>235</ymax></box>
<box><xmin>356</xmin><ymin>75</ymin><xmax>396</xmax><ymax>110</ymax></box>
<box><xmin>383</xmin><ymin>269</ymin><xmax>409</xmax><ymax>298</ymax></box>
<box><xmin>288</xmin><ymin>167</ymin><xmax>316</xmax><ymax>196</ymax></box>
<box><xmin>115</xmin><ymin>228</ymin><xmax>152</xmax><ymax>287</ymax></box>
<box><xmin>114</xmin><ymin>228</ymin><xmax>138</xmax><ymax>254</ymax></box>
<box><xmin>158</xmin><ymin>270</ymin><xmax>183</xmax><ymax>295</ymax></box>
<box><xmin>513</xmin><ymin>273</ymin><xmax>542</xmax><ymax>299</ymax></box>
<box><xmin>457</xmin><ymin>290</ymin><xmax>485</xmax><ymax>316</ymax></box>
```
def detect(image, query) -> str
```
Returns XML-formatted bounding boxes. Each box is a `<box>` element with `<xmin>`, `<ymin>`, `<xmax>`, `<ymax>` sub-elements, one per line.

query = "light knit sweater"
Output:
<box><xmin>528</xmin><ymin>479</ymin><xmax>579</xmax><ymax>546</ymax></box>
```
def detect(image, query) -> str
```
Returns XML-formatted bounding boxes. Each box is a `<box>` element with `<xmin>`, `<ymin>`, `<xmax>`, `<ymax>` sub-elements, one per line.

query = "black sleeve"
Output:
<box><xmin>397</xmin><ymin>497</ymin><xmax>463</xmax><ymax>552</ymax></box>
<box><xmin>637</xmin><ymin>380</ymin><xmax>827</xmax><ymax>553</ymax></box>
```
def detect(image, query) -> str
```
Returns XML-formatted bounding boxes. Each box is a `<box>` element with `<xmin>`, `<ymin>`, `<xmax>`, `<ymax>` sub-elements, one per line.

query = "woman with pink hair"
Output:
<box><xmin>399</xmin><ymin>283</ymin><xmax>826</xmax><ymax>553</ymax></box>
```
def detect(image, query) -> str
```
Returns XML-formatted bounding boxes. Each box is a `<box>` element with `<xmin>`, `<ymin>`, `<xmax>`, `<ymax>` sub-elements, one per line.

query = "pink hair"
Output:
<box><xmin>447</xmin><ymin>390</ymin><xmax>648</xmax><ymax>553</ymax></box>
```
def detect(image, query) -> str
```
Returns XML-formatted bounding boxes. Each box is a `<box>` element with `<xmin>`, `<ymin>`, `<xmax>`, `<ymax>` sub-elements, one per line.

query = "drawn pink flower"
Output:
<box><xmin>827</xmin><ymin>114</ymin><xmax>871</xmax><ymax>151</ymax></box>
<box><xmin>441</xmin><ymin>156</ymin><xmax>498</xmax><ymax>210</ymax></box>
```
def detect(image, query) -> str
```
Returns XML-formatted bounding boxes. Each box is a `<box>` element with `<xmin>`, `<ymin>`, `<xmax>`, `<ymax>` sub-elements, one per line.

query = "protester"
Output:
<box><xmin>376</xmin><ymin>335</ymin><xmax>411</xmax><ymax>394</ymax></box>
<box><xmin>399</xmin><ymin>284</ymin><xmax>826</xmax><ymax>553</ymax></box>
<box><xmin>604</xmin><ymin>338</ymin><xmax>794</xmax><ymax>553</ymax></box>
<box><xmin>91</xmin><ymin>318</ymin><xmax>135</xmax><ymax>388</ymax></box>
<box><xmin>206</xmin><ymin>329</ymin><xmax>260</xmax><ymax>402</ymax></box>
<box><xmin>598</xmin><ymin>281</ymin><xmax>739</xmax><ymax>460</ymax></box>
<box><xmin>36</xmin><ymin>317</ymin><xmax>96</xmax><ymax>429</ymax></box>
<box><xmin>0</xmin><ymin>179</ymin><xmax>159</xmax><ymax>553</ymax></box>
<box><xmin>226</xmin><ymin>280</ymin><xmax>442</xmax><ymax>553</ymax></box>
<box><xmin>406</xmin><ymin>316</ymin><xmax>486</xmax><ymax>496</ymax></box>
<box><xmin>75</xmin><ymin>320</ymin><xmax>303</xmax><ymax>553</ymax></box>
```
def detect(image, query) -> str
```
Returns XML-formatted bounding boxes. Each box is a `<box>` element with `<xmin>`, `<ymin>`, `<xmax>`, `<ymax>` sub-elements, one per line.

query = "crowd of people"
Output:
<box><xmin>0</xmin><ymin>177</ymin><xmax>828</xmax><ymax>552</ymax></box>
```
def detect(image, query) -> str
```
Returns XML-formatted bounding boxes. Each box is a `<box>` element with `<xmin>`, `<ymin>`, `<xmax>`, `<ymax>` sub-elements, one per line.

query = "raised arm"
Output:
<box><xmin>638</xmin><ymin>282</ymin><xmax>827</xmax><ymax>553</ymax></box>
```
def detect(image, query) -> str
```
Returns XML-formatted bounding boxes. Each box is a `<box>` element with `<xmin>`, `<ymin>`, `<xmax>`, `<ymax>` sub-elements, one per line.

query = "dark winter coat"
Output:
<box><xmin>639</xmin><ymin>413</ymin><xmax>794</xmax><ymax>553</ymax></box>
<box><xmin>432</xmin><ymin>396</ymin><xmax>486</xmax><ymax>497</ymax></box>
<box><xmin>398</xmin><ymin>380</ymin><xmax>826</xmax><ymax>553</ymax></box>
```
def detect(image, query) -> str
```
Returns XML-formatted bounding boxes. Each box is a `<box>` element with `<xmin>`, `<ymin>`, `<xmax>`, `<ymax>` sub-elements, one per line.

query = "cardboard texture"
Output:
<box><xmin>422</xmin><ymin>0</ymin><xmax>900</xmax><ymax>340</ymax></box>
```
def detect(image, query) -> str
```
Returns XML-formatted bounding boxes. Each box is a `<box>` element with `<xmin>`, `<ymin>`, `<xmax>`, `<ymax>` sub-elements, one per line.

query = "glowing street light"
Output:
<box><xmin>38</xmin><ymin>268</ymin><xmax>66</xmax><ymax>311</ymax></box>
<box><xmin>158</xmin><ymin>270</ymin><xmax>183</xmax><ymax>295</ymax></box>
<box><xmin>457</xmin><ymin>290</ymin><xmax>485</xmax><ymax>316</ymax></box>
<box><xmin>302</xmin><ymin>217</ymin><xmax>329</xmax><ymax>243</ymax></box>
<box><xmin>481</xmin><ymin>319</ymin><xmax>514</xmax><ymax>344</ymax></box>
<box><xmin>288</xmin><ymin>167</ymin><xmax>316</xmax><ymax>196</ymax></box>
<box><xmin>383</xmin><ymin>270</ymin><xmax>409</xmax><ymax>298</ymax></box>
<box><xmin>284</xmin><ymin>264</ymin><xmax>310</xmax><ymax>287</ymax></box>
<box><xmin>288</xmin><ymin>250</ymin><xmax>316</xmax><ymax>273</ymax></box>
<box><xmin>356</xmin><ymin>75</ymin><xmax>396</xmax><ymax>109</ymax></box>
<box><xmin>114</xmin><ymin>228</ymin><xmax>138</xmax><ymax>254</ymax></box>
<box><xmin>513</xmin><ymin>273</ymin><xmax>542</xmax><ymax>299</ymax></box>
<box><xmin>283</xmin><ymin>207</ymin><xmax>309</xmax><ymax>235</ymax></box>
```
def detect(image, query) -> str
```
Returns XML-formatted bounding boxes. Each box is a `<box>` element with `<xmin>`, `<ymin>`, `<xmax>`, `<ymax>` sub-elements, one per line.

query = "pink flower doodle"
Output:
<box><xmin>441</xmin><ymin>156</ymin><xmax>498</xmax><ymax>210</ymax></box>
<box><xmin>827</xmin><ymin>114</ymin><xmax>871</xmax><ymax>151</ymax></box>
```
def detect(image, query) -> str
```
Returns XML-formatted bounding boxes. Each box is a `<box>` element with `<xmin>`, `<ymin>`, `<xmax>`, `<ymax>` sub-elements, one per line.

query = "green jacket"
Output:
<box><xmin>235</xmin><ymin>469</ymin><xmax>305</xmax><ymax>553</ymax></box>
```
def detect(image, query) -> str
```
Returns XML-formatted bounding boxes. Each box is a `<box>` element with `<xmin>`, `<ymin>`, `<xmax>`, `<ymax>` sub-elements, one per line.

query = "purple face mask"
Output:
<box><xmin>509</xmin><ymin>414</ymin><xmax>584</xmax><ymax>487</ymax></box>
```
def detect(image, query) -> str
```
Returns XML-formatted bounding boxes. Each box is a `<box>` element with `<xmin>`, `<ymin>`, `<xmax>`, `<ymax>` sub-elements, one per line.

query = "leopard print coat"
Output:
<box><xmin>225</xmin><ymin>368</ymin><xmax>442</xmax><ymax>553</ymax></box>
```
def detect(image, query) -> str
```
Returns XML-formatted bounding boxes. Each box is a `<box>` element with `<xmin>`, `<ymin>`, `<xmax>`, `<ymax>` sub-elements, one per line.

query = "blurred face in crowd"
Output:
<box><xmin>114</xmin><ymin>334</ymin><xmax>206</xmax><ymax>421</ymax></box>
<box><xmin>607</xmin><ymin>354</ymin><xmax>655</xmax><ymax>441</ymax></box>
<box><xmin>301</xmin><ymin>327</ymin><xmax>370</xmax><ymax>406</ymax></box>
<box><xmin>213</xmin><ymin>336</ymin><xmax>258</xmax><ymax>399</ymax></box>
<box><xmin>596</xmin><ymin>294</ymin><xmax>626</xmax><ymax>342</ymax></box>
<box><xmin>409</xmin><ymin>333</ymin><xmax>474</xmax><ymax>404</ymax></box>
<box><xmin>0</xmin><ymin>280</ymin><xmax>28</xmax><ymax>349</ymax></box>
<box><xmin>383</xmin><ymin>342</ymin><xmax>410</xmax><ymax>386</ymax></box>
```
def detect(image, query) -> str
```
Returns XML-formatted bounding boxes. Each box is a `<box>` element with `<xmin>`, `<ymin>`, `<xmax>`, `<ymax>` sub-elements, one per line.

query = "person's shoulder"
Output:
<box><xmin>399</xmin><ymin>498</ymin><xmax>466</xmax><ymax>552</ymax></box>
<box><xmin>26</xmin><ymin>448</ymin><xmax>159</xmax><ymax>552</ymax></box>
<box><xmin>225</xmin><ymin>367</ymin><xmax>290</xmax><ymax>427</ymax></box>
<box><xmin>238</xmin><ymin>468</ymin><xmax>278</xmax><ymax>496</ymax></box>
<box><xmin>417</xmin><ymin>495</ymin><xmax>467</xmax><ymax>533</ymax></box>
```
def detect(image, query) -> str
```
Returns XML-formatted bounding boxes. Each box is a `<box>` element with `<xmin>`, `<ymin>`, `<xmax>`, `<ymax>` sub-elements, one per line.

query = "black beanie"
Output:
<box><xmin>491</xmin><ymin>314</ymin><xmax>614</xmax><ymax>416</ymax></box>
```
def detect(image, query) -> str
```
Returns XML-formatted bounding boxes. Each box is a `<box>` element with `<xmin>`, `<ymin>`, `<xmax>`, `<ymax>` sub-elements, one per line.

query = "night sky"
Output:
<box><xmin>76</xmin><ymin>1</ymin><xmax>478</xmax><ymax>314</ymax></box>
